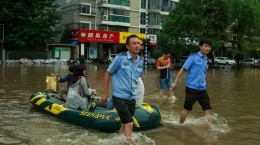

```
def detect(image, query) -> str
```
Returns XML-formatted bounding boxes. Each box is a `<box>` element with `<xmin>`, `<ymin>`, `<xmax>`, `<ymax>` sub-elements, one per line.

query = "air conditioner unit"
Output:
<box><xmin>103</xmin><ymin>15</ymin><xmax>108</xmax><ymax>21</ymax></box>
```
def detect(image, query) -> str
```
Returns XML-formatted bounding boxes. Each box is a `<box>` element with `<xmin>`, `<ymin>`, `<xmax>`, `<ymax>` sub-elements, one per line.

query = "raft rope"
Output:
<box><xmin>158</xmin><ymin>91</ymin><xmax>172</xmax><ymax>109</ymax></box>
<box><xmin>143</xmin><ymin>89</ymin><xmax>160</xmax><ymax>96</ymax></box>
<box><xmin>143</xmin><ymin>89</ymin><xmax>173</xmax><ymax>109</ymax></box>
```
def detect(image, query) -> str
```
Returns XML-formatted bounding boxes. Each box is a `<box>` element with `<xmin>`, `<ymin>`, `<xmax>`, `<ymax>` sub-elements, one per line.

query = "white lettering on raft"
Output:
<box><xmin>79</xmin><ymin>111</ymin><xmax>112</xmax><ymax>120</ymax></box>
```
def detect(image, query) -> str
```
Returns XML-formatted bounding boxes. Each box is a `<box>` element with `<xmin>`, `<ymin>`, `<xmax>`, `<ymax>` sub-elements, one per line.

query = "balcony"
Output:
<box><xmin>101</xmin><ymin>15</ymin><xmax>130</xmax><ymax>27</ymax></box>
<box><xmin>109</xmin><ymin>0</ymin><xmax>130</xmax><ymax>7</ymax></box>
<box><xmin>100</xmin><ymin>0</ymin><xmax>130</xmax><ymax>10</ymax></box>
<box><xmin>147</xmin><ymin>4</ymin><xmax>161</xmax><ymax>13</ymax></box>
<box><xmin>161</xmin><ymin>6</ymin><xmax>173</xmax><ymax>15</ymax></box>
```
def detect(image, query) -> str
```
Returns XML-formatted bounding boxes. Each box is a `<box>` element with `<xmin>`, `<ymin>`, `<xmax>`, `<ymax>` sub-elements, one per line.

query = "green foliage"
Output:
<box><xmin>158</xmin><ymin>0</ymin><xmax>260</xmax><ymax>63</ymax></box>
<box><xmin>152</xmin><ymin>50</ymin><xmax>163</xmax><ymax>60</ymax></box>
<box><xmin>229</xmin><ymin>0</ymin><xmax>260</xmax><ymax>62</ymax></box>
<box><xmin>60</xmin><ymin>25</ymin><xmax>72</xmax><ymax>44</ymax></box>
<box><xmin>0</xmin><ymin>0</ymin><xmax>62</xmax><ymax>50</ymax></box>
<box><xmin>158</xmin><ymin>0</ymin><xmax>231</xmax><ymax>54</ymax></box>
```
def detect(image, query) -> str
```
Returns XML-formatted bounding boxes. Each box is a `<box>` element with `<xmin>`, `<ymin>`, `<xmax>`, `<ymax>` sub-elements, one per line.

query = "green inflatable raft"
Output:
<box><xmin>29</xmin><ymin>91</ymin><xmax>162</xmax><ymax>132</ymax></box>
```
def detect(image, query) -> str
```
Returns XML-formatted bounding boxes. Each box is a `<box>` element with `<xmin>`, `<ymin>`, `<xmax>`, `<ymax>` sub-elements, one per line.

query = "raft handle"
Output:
<box><xmin>149</xmin><ymin>114</ymin><xmax>156</xmax><ymax>121</ymax></box>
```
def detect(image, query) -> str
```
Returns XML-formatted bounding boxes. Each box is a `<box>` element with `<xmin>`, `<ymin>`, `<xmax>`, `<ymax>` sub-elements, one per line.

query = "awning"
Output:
<box><xmin>70</xmin><ymin>41</ymin><xmax>77</xmax><ymax>45</ymax></box>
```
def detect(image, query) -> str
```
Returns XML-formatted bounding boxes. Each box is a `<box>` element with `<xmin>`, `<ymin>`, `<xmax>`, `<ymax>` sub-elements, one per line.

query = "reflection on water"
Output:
<box><xmin>0</xmin><ymin>64</ymin><xmax>260</xmax><ymax>145</ymax></box>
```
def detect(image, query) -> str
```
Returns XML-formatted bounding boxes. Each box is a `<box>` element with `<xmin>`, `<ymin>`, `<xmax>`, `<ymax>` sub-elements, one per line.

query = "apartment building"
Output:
<box><xmin>54</xmin><ymin>0</ymin><xmax>178</xmax><ymax>61</ymax></box>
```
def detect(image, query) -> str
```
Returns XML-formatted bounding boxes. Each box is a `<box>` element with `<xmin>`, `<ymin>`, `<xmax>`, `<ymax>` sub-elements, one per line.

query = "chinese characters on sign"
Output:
<box><xmin>71</xmin><ymin>29</ymin><xmax>156</xmax><ymax>45</ymax></box>
<box><xmin>78</xmin><ymin>29</ymin><xmax>119</xmax><ymax>43</ymax></box>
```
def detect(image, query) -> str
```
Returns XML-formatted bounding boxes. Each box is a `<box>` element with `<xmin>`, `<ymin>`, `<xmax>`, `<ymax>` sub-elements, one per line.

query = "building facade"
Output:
<box><xmin>54</xmin><ymin>0</ymin><xmax>178</xmax><ymax>62</ymax></box>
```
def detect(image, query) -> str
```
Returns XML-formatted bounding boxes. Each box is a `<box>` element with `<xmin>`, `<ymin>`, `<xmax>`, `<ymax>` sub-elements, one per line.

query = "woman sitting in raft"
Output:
<box><xmin>66</xmin><ymin>65</ymin><xmax>91</xmax><ymax>109</ymax></box>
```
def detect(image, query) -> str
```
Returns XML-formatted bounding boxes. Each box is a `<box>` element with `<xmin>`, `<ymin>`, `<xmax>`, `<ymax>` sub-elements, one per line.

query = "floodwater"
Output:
<box><xmin>0</xmin><ymin>63</ymin><xmax>260</xmax><ymax>145</ymax></box>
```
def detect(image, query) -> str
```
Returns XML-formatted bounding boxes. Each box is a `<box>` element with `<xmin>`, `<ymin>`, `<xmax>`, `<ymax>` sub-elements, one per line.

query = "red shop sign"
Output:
<box><xmin>77</xmin><ymin>29</ymin><xmax>119</xmax><ymax>43</ymax></box>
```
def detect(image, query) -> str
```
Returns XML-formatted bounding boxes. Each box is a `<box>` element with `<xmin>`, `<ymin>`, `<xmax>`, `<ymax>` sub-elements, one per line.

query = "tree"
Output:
<box><xmin>158</xmin><ymin>0</ymin><xmax>231</xmax><ymax>55</ymax></box>
<box><xmin>60</xmin><ymin>25</ymin><xmax>72</xmax><ymax>44</ymax></box>
<box><xmin>0</xmin><ymin>0</ymin><xmax>62</xmax><ymax>51</ymax></box>
<box><xmin>227</xmin><ymin>0</ymin><xmax>260</xmax><ymax>68</ymax></box>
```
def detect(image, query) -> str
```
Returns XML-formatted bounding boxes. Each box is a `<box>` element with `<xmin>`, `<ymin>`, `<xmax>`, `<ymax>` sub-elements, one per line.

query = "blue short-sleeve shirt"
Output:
<box><xmin>183</xmin><ymin>51</ymin><xmax>208</xmax><ymax>90</ymax></box>
<box><xmin>107</xmin><ymin>51</ymin><xmax>143</xmax><ymax>100</ymax></box>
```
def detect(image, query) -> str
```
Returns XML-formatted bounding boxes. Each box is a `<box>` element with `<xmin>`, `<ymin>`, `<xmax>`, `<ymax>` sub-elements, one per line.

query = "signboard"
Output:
<box><xmin>147</xmin><ymin>34</ymin><xmax>157</xmax><ymax>45</ymax></box>
<box><xmin>119</xmin><ymin>32</ymin><xmax>146</xmax><ymax>44</ymax></box>
<box><xmin>75</xmin><ymin>29</ymin><xmax>119</xmax><ymax>43</ymax></box>
<box><xmin>71</xmin><ymin>29</ymin><xmax>148</xmax><ymax>44</ymax></box>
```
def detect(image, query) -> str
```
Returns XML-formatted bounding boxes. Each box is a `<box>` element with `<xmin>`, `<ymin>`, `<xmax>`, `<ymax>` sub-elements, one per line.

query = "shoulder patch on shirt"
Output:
<box><xmin>137</xmin><ymin>64</ymin><xmax>142</xmax><ymax>68</ymax></box>
<box><xmin>123</xmin><ymin>62</ymin><xmax>129</xmax><ymax>65</ymax></box>
<box><xmin>197</xmin><ymin>59</ymin><xmax>201</xmax><ymax>62</ymax></box>
<box><xmin>118</xmin><ymin>52</ymin><xmax>127</xmax><ymax>56</ymax></box>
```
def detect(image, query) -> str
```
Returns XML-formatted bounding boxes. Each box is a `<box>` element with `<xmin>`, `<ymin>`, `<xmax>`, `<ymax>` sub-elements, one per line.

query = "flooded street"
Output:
<box><xmin>0</xmin><ymin>63</ymin><xmax>260</xmax><ymax>145</ymax></box>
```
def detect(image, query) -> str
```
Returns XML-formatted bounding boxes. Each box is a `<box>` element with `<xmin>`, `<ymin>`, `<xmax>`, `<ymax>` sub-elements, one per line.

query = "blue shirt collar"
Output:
<box><xmin>126</xmin><ymin>51</ymin><xmax>141</xmax><ymax>62</ymax></box>
<box><xmin>198</xmin><ymin>51</ymin><xmax>207</xmax><ymax>60</ymax></box>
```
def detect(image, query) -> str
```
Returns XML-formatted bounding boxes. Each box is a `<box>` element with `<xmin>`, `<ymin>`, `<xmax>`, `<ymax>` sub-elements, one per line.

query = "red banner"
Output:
<box><xmin>71</xmin><ymin>29</ymin><xmax>119</xmax><ymax>43</ymax></box>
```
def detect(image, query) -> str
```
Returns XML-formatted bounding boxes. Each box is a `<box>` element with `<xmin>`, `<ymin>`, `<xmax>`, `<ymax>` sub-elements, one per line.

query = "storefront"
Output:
<box><xmin>71</xmin><ymin>29</ymin><xmax>157</xmax><ymax>62</ymax></box>
<box><xmin>71</xmin><ymin>29</ymin><xmax>119</xmax><ymax>62</ymax></box>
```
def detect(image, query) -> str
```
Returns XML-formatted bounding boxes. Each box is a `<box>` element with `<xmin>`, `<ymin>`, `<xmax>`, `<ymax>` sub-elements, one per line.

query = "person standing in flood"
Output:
<box><xmin>156</xmin><ymin>50</ymin><xmax>176</xmax><ymax>102</ymax></box>
<box><xmin>171</xmin><ymin>39</ymin><xmax>212</xmax><ymax>124</ymax></box>
<box><xmin>102</xmin><ymin>34</ymin><xmax>143</xmax><ymax>144</ymax></box>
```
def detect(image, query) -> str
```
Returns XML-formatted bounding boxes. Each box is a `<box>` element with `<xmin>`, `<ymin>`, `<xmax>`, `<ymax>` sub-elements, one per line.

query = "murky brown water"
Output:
<box><xmin>0</xmin><ymin>64</ymin><xmax>260</xmax><ymax>145</ymax></box>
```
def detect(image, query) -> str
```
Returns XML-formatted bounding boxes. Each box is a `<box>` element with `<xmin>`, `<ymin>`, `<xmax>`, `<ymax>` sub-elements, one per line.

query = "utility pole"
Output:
<box><xmin>145</xmin><ymin>1</ymin><xmax>149</xmax><ymax>70</ymax></box>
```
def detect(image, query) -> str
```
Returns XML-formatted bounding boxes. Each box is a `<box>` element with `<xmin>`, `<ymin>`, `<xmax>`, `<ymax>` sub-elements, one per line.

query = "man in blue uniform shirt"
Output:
<box><xmin>102</xmin><ymin>34</ymin><xmax>143</xmax><ymax>144</ymax></box>
<box><xmin>172</xmin><ymin>39</ymin><xmax>212</xmax><ymax>124</ymax></box>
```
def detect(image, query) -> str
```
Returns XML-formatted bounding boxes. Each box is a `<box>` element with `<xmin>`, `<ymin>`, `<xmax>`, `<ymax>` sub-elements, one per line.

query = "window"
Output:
<box><xmin>108</xmin><ymin>15</ymin><xmax>130</xmax><ymax>23</ymax></box>
<box><xmin>141</xmin><ymin>0</ymin><xmax>146</xmax><ymax>9</ymax></box>
<box><xmin>161</xmin><ymin>0</ymin><xmax>175</xmax><ymax>12</ymax></box>
<box><xmin>148</xmin><ymin>13</ymin><xmax>160</xmax><ymax>25</ymax></box>
<box><xmin>148</xmin><ymin>28</ymin><xmax>160</xmax><ymax>35</ymax></box>
<box><xmin>110</xmin><ymin>9</ymin><xmax>129</xmax><ymax>16</ymax></box>
<box><xmin>97</xmin><ymin>25</ymin><xmax>107</xmax><ymax>30</ymax></box>
<box><xmin>109</xmin><ymin>0</ymin><xmax>130</xmax><ymax>7</ymax></box>
<box><xmin>170</xmin><ymin>1</ymin><xmax>176</xmax><ymax>8</ymax></box>
<box><xmin>81</xmin><ymin>4</ymin><xmax>91</xmax><ymax>14</ymax></box>
<box><xmin>108</xmin><ymin>26</ymin><xmax>128</xmax><ymax>32</ymax></box>
<box><xmin>100</xmin><ymin>8</ymin><xmax>105</xmax><ymax>15</ymax></box>
<box><xmin>140</xmin><ymin>28</ymin><xmax>146</xmax><ymax>34</ymax></box>
<box><xmin>245</xmin><ymin>59</ymin><xmax>253</xmax><ymax>62</ymax></box>
<box><xmin>80</xmin><ymin>22</ymin><xmax>91</xmax><ymax>29</ymax></box>
<box><xmin>148</xmin><ymin>0</ymin><xmax>160</xmax><ymax>9</ymax></box>
<box><xmin>140</xmin><ymin>12</ymin><xmax>146</xmax><ymax>25</ymax></box>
